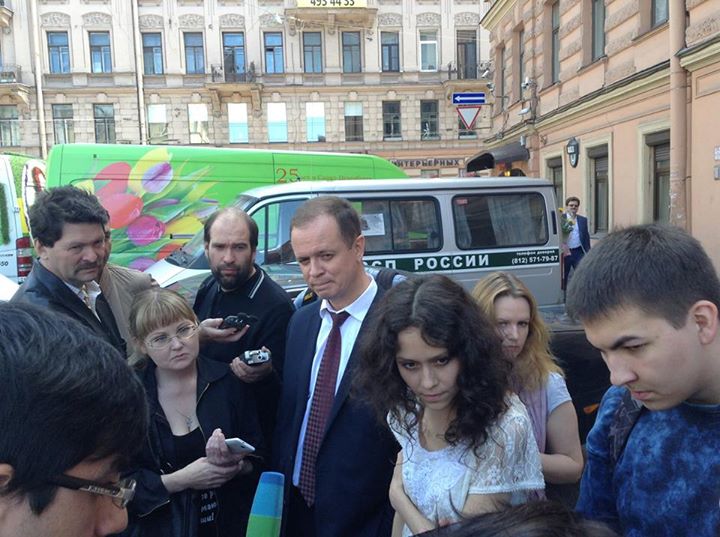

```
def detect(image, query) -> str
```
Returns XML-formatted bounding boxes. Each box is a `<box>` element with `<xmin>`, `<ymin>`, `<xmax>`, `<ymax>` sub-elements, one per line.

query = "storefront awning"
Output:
<box><xmin>465</xmin><ymin>142</ymin><xmax>529</xmax><ymax>172</ymax></box>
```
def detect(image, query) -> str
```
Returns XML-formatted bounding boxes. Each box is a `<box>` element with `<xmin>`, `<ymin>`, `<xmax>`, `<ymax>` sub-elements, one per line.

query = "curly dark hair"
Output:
<box><xmin>355</xmin><ymin>275</ymin><xmax>511</xmax><ymax>453</ymax></box>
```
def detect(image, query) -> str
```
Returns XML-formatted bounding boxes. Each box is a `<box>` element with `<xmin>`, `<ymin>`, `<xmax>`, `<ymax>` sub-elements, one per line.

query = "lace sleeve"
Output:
<box><xmin>466</xmin><ymin>396</ymin><xmax>545</xmax><ymax>495</ymax></box>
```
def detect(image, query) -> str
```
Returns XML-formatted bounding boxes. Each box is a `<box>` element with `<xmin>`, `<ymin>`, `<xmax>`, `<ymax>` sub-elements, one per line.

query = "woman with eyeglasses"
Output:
<box><xmin>122</xmin><ymin>287</ymin><xmax>263</xmax><ymax>537</ymax></box>
<box><xmin>472</xmin><ymin>273</ymin><xmax>584</xmax><ymax>499</ymax></box>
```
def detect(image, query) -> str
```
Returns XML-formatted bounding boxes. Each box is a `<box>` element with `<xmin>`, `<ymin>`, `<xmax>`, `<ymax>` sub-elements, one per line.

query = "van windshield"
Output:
<box><xmin>165</xmin><ymin>195</ymin><xmax>256</xmax><ymax>268</ymax></box>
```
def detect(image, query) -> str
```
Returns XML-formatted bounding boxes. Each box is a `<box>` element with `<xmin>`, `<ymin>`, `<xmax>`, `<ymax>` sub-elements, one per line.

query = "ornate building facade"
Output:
<box><xmin>0</xmin><ymin>0</ymin><xmax>494</xmax><ymax>177</ymax></box>
<box><xmin>475</xmin><ymin>0</ymin><xmax>720</xmax><ymax>259</ymax></box>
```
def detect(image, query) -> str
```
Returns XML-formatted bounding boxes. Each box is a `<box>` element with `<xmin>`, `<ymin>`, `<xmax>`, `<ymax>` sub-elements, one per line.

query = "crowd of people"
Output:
<box><xmin>0</xmin><ymin>185</ymin><xmax>719</xmax><ymax>537</ymax></box>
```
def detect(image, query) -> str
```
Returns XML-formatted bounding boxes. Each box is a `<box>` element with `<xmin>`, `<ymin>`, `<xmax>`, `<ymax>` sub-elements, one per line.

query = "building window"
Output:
<box><xmin>547</xmin><ymin>157</ymin><xmax>563</xmax><ymax>208</ymax></box>
<box><xmin>517</xmin><ymin>29</ymin><xmax>525</xmax><ymax>99</ymax></box>
<box><xmin>456</xmin><ymin>30</ymin><xmax>477</xmax><ymax>79</ymax></box>
<box><xmin>147</xmin><ymin>104</ymin><xmax>168</xmax><ymax>144</ymax></box>
<box><xmin>551</xmin><ymin>2</ymin><xmax>560</xmax><ymax>83</ymax></box>
<box><xmin>420</xmin><ymin>100</ymin><xmax>439</xmax><ymax>140</ymax></box>
<box><xmin>223</xmin><ymin>33</ymin><xmax>245</xmax><ymax>81</ymax></box>
<box><xmin>644</xmin><ymin>131</ymin><xmax>670</xmax><ymax>223</ymax></box>
<box><xmin>89</xmin><ymin>32</ymin><xmax>112</xmax><ymax>73</ymax></box>
<box><xmin>306</xmin><ymin>102</ymin><xmax>326</xmax><ymax>142</ymax></box>
<box><xmin>342</xmin><ymin>32</ymin><xmax>361</xmax><ymax>73</ymax></box>
<box><xmin>592</xmin><ymin>0</ymin><xmax>606</xmax><ymax>61</ymax></box>
<box><xmin>419</xmin><ymin>31</ymin><xmax>438</xmax><ymax>71</ymax></box>
<box><xmin>228</xmin><ymin>103</ymin><xmax>249</xmax><ymax>144</ymax></box>
<box><xmin>381</xmin><ymin>32</ymin><xmax>400</xmax><ymax>72</ymax></box>
<box><xmin>264</xmin><ymin>33</ymin><xmax>284</xmax><ymax>74</ymax></box>
<box><xmin>383</xmin><ymin>101</ymin><xmax>401</xmax><ymax>140</ymax></box>
<box><xmin>652</xmin><ymin>0</ymin><xmax>669</xmax><ymax>27</ymax></box>
<box><xmin>589</xmin><ymin>148</ymin><xmax>609</xmax><ymax>233</ymax></box>
<box><xmin>142</xmin><ymin>33</ymin><xmax>163</xmax><ymax>75</ymax></box>
<box><xmin>652</xmin><ymin>142</ymin><xmax>670</xmax><ymax>223</ymax></box>
<box><xmin>344</xmin><ymin>102</ymin><xmax>363</xmax><ymax>142</ymax></box>
<box><xmin>0</xmin><ymin>106</ymin><xmax>19</xmax><ymax>146</ymax></box>
<box><xmin>267</xmin><ymin>102</ymin><xmax>287</xmax><ymax>143</ymax></box>
<box><xmin>303</xmin><ymin>32</ymin><xmax>322</xmax><ymax>73</ymax></box>
<box><xmin>458</xmin><ymin>117</ymin><xmax>476</xmax><ymax>139</ymax></box>
<box><xmin>52</xmin><ymin>104</ymin><xmax>74</xmax><ymax>144</ymax></box>
<box><xmin>47</xmin><ymin>32</ymin><xmax>70</xmax><ymax>74</ymax></box>
<box><xmin>188</xmin><ymin>103</ymin><xmax>209</xmax><ymax>144</ymax></box>
<box><xmin>184</xmin><ymin>33</ymin><xmax>205</xmax><ymax>74</ymax></box>
<box><xmin>93</xmin><ymin>104</ymin><xmax>115</xmax><ymax>144</ymax></box>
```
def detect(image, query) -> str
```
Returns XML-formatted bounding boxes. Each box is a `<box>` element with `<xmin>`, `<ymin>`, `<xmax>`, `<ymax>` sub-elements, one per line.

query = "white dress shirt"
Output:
<box><xmin>292</xmin><ymin>277</ymin><xmax>378</xmax><ymax>486</ymax></box>
<box><xmin>66</xmin><ymin>280</ymin><xmax>102</xmax><ymax>319</ymax></box>
<box><xmin>566</xmin><ymin>213</ymin><xmax>581</xmax><ymax>249</ymax></box>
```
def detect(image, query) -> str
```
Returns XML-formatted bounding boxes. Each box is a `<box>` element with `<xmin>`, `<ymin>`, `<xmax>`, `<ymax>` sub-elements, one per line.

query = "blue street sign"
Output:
<box><xmin>452</xmin><ymin>92</ymin><xmax>486</xmax><ymax>105</ymax></box>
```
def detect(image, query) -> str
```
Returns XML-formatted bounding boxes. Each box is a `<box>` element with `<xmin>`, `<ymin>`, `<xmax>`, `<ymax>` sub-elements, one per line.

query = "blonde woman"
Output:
<box><xmin>123</xmin><ymin>287</ymin><xmax>263</xmax><ymax>537</ymax></box>
<box><xmin>473</xmin><ymin>273</ymin><xmax>583</xmax><ymax>489</ymax></box>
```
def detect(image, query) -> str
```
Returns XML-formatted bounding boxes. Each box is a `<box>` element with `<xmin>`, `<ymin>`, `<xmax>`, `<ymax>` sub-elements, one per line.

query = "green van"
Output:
<box><xmin>46</xmin><ymin>144</ymin><xmax>406</xmax><ymax>269</ymax></box>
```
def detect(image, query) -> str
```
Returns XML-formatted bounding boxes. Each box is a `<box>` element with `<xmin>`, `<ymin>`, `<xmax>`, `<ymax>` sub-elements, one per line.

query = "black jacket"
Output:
<box><xmin>124</xmin><ymin>357</ymin><xmax>264</xmax><ymax>537</ymax></box>
<box><xmin>11</xmin><ymin>260</ymin><xmax>126</xmax><ymax>355</ymax></box>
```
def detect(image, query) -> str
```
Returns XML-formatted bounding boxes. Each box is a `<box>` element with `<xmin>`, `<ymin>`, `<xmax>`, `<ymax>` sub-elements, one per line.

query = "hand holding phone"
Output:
<box><xmin>219</xmin><ymin>313</ymin><xmax>259</xmax><ymax>330</ymax></box>
<box><xmin>225</xmin><ymin>437</ymin><xmax>256</xmax><ymax>455</ymax></box>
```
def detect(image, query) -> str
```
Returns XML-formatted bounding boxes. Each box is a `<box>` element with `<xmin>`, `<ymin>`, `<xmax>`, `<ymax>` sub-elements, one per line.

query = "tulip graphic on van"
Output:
<box><xmin>85</xmin><ymin>148</ymin><xmax>214</xmax><ymax>268</ymax></box>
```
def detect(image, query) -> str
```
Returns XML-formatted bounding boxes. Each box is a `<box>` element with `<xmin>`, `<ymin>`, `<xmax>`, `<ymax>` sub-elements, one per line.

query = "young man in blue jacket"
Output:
<box><xmin>567</xmin><ymin>224</ymin><xmax>720</xmax><ymax>536</ymax></box>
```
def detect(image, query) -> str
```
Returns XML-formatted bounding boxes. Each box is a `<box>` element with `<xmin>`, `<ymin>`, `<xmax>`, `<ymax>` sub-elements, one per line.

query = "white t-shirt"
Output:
<box><xmin>388</xmin><ymin>394</ymin><xmax>545</xmax><ymax>536</ymax></box>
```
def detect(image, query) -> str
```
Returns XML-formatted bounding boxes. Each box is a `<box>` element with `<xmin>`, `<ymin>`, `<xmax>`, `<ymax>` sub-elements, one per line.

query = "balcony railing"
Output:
<box><xmin>211</xmin><ymin>62</ymin><xmax>257</xmax><ymax>84</ymax></box>
<box><xmin>0</xmin><ymin>65</ymin><xmax>20</xmax><ymax>83</ymax></box>
<box><xmin>446</xmin><ymin>62</ymin><xmax>492</xmax><ymax>81</ymax></box>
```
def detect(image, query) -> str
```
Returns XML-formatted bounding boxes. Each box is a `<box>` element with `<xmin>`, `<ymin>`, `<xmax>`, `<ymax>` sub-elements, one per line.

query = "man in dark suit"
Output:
<box><xmin>272</xmin><ymin>196</ymin><xmax>399</xmax><ymax>537</ymax></box>
<box><xmin>11</xmin><ymin>186</ymin><xmax>126</xmax><ymax>355</ymax></box>
<box><xmin>562</xmin><ymin>196</ymin><xmax>591</xmax><ymax>288</ymax></box>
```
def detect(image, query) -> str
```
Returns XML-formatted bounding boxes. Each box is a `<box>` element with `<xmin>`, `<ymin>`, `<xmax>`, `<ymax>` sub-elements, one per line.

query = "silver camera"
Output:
<box><xmin>243</xmin><ymin>349</ymin><xmax>271</xmax><ymax>366</ymax></box>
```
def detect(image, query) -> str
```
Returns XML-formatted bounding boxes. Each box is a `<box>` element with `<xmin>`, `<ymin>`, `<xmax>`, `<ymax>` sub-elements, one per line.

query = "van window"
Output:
<box><xmin>251</xmin><ymin>198</ymin><xmax>306</xmax><ymax>265</ymax></box>
<box><xmin>453</xmin><ymin>193</ymin><xmax>548</xmax><ymax>248</ymax></box>
<box><xmin>352</xmin><ymin>198</ymin><xmax>441</xmax><ymax>254</ymax></box>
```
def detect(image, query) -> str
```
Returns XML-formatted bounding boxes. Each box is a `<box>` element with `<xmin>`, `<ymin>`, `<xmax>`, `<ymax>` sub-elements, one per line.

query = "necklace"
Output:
<box><xmin>176</xmin><ymin>409</ymin><xmax>195</xmax><ymax>432</ymax></box>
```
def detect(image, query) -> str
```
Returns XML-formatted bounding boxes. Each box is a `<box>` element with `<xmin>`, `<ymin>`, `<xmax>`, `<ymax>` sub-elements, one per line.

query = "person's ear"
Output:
<box><xmin>690</xmin><ymin>300</ymin><xmax>719</xmax><ymax>345</ymax></box>
<box><xmin>354</xmin><ymin>234</ymin><xmax>365</xmax><ymax>259</ymax></box>
<box><xmin>0</xmin><ymin>464</ymin><xmax>15</xmax><ymax>489</ymax></box>
<box><xmin>34</xmin><ymin>239</ymin><xmax>48</xmax><ymax>260</ymax></box>
<box><xmin>136</xmin><ymin>338</ymin><xmax>148</xmax><ymax>356</ymax></box>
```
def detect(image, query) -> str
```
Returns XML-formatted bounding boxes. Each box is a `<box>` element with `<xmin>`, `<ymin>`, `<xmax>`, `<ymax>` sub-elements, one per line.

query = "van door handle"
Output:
<box><xmin>169</xmin><ymin>234</ymin><xmax>195</xmax><ymax>239</ymax></box>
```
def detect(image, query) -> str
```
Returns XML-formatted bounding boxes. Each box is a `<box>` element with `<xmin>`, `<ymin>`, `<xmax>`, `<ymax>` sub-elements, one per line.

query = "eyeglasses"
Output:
<box><xmin>46</xmin><ymin>474</ymin><xmax>136</xmax><ymax>509</ymax></box>
<box><xmin>145</xmin><ymin>323</ymin><xmax>199</xmax><ymax>350</ymax></box>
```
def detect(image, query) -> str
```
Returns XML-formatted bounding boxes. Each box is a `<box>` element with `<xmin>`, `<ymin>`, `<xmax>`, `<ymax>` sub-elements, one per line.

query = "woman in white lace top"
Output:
<box><xmin>356</xmin><ymin>276</ymin><xmax>544</xmax><ymax>537</ymax></box>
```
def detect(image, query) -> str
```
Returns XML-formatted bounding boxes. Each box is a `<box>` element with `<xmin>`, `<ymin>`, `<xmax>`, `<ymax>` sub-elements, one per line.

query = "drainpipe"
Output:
<box><xmin>29</xmin><ymin>0</ymin><xmax>47</xmax><ymax>158</ymax></box>
<box><xmin>131</xmin><ymin>0</ymin><xmax>147</xmax><ymax>144</ymax></box>
<box><xmin>668</xmin><ymin>0</ymin><xmax>687</xmax><ymax>229</ymax></box>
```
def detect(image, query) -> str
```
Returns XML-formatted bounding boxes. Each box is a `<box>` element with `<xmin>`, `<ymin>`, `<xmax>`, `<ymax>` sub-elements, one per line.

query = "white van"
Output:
<box><xmin>0</xmin><ymin>155</ymin><xmax>46</xmax><ymax>283</ymax></box>
<box><xmin>147</xmin><ymin>177</ymin><xmax>562</xmax><ymax>306</ymax></box>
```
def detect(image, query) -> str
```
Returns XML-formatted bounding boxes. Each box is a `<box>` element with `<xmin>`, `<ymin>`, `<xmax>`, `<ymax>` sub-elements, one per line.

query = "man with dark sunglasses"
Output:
<box><xmin>0</xmin><ymin>302</ymin><xmax>148</xmax><ymax>537</ymax></box>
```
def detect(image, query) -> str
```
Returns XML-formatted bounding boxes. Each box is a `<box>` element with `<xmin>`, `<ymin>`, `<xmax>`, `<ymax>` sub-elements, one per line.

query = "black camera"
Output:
<box><xmin>243</xmin><ymin>349</ymin><xmax>271</xmax><ymax>366</ymax></box>
<box><xmin>219</xmin><ymin>313</ymin><xmax>259</xmax><ymax>330</ymax></box>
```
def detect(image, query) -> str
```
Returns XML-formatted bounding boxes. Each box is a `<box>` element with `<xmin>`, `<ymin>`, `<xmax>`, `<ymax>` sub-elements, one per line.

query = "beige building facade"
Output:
<box><xmin>0</xmin><ymin>0</ymin><xmax>498</xmax><ymax>177</ymax></box>
<box><xmin>476</xmin><ymin>0</ymin><xmax>720</xmax><ymax>262</ymax></box>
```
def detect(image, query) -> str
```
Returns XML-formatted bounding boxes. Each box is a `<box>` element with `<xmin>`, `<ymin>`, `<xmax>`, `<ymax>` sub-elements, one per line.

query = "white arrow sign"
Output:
<box><xmin>457</xmin><ymin>106</ymin><xmax>481</xmax><ymax>130</ymax></box>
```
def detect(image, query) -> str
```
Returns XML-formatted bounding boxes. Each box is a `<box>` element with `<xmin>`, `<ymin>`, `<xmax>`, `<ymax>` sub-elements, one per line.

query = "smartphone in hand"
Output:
<box><xmin>225</xmin><ymin>437</ymin><xmax>256</xmax><ymax>454</ymax></box>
